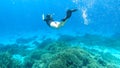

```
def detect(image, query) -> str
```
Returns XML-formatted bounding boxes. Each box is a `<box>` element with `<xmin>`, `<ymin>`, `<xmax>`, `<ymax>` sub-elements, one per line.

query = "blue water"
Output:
<box><xmin>0</xmin><ymin>0</ymin><xmax>119</xmax><ymax>37</ymax></box>
<box><xmin>0</xmin><ymin>0</ymin><xmax>120</xmax><ymax>67</ymax></box>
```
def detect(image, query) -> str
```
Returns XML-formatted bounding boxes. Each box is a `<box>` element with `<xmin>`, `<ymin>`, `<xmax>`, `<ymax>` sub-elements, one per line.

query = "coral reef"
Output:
<box><xmin>31</xmin><ymin>39</ymin><xmax>109</xmax><ymax>68</ymax></box>
<box><xmin>0</xmin><ymin>34</ymin><xmax>120</xmax><ymax>68</ymax></box>
<box><xmin>47</xmin><ymin>47</ymin><xmax>93</xmax><ymax>68</ymax></box>
<box><xmin>0</xmin><ymin>52</ymin><xmax>21</xmax><ymax>68</ymax></box>
<box><xmin>0</xmin><ymin>43</ymin><xmax>30</xmax><ymax>56</ymax></box>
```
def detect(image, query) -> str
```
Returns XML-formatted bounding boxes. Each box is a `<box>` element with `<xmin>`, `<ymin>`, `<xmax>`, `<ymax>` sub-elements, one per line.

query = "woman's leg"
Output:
<box><xmin>61</xmin><ymin>9</ymin><xmax>78</xmax><ymax>22</ymax></box>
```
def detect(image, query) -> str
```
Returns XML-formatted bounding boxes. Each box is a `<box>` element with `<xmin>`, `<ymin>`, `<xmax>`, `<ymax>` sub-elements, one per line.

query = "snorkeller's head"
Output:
<box><xmin>44</xmin><ymin>14</ymin><xmax>53</xmax><ymax>22</ymax></box>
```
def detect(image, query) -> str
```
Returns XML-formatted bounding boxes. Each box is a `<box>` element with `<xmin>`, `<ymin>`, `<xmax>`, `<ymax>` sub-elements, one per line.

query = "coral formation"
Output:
<box><xmin>31</xmin><ymin>41</ymin><xmax>109</xmax><ymax>68</ymax></box>
<box><xmin>0</xmin><ymin>34</ymin><xmax>120</xmax><ymax>68</ymax></box>
<box><xmin>0</xmin><ymin>52</ymin><xmax>21</xmax><ymax>68</ymax></box>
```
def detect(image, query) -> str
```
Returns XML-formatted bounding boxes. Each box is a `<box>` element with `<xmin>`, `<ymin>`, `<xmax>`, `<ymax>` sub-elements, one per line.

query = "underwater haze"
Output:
<box><xmin>0</xmin><ymin>0</ymin><xmax>120</xmax><ymax>68</ymax></box>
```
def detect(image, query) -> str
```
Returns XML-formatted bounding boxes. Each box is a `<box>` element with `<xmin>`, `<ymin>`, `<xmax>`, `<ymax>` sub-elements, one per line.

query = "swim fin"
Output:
<box><xmin>61</xmin><ymin>9</ymin><xmax>78</xmax><ymax>21</ymax></box>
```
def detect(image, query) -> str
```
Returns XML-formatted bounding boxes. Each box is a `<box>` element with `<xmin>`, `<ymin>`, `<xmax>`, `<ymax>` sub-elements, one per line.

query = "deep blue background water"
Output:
<box><xmin>0</xmin><ymin>0</ymin><xmax>120</xmax><ymax>42</ymax></box>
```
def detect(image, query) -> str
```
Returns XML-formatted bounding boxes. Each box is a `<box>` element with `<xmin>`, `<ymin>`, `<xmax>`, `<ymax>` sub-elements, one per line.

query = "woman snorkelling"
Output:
<box><xmin>42</xmin><ymin>9</ymin><xmax>78</xmax><ymax>29</ymax></box>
